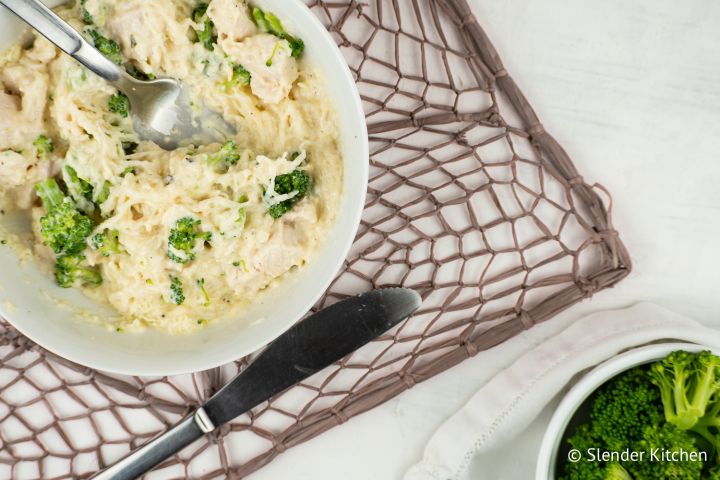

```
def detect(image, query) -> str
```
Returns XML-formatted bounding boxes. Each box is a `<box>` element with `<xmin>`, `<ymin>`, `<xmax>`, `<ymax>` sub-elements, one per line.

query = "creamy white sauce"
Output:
<box><xmin>0</xmin><ymin>0</ymin><xmax>343</xmax><ymax>334</ymax></box>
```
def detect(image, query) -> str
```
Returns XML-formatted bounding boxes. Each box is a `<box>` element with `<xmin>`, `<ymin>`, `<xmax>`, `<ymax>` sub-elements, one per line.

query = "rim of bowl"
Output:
<box><xmin>535</xmin><ymin>342</ymin><xmax>718</xmax><ymax>480</ymax></box>
<box><xmin>0</xmin><ymin>0</ymin><xmax>368</xmax><ymax>376</ymax></box>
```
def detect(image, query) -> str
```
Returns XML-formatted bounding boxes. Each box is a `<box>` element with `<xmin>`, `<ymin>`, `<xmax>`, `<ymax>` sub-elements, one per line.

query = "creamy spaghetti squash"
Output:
<box><xmin>0</xmin><ymin>0</ymin><xmax>343</xmax><ymax>333</ymax></box>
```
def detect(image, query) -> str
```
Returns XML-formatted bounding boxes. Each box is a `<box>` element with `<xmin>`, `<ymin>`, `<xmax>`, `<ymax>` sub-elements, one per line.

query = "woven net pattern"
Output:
<box><xmin>0</xmin><ymin>0</ymin><xmax>631</xmax><ymax>478</ymax></box>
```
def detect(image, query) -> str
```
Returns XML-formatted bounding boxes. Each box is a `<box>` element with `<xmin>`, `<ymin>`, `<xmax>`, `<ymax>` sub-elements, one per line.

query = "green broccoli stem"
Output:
<box><xmin>251</xmin><ymin>7</ymin><xmax>304</xmax><ymax>58</ymax></box>
<box><xmin>697</xmin><ymin>401</ymin><xmax>720</xmax><ymax>428</ymax></box>
<box><xmin>605</xmin><ymin>463</ymin><xmax>633</xmax><ymax>480</ymax></box>
<box><xmin>691</xmin><ymin>423</ymin><xmax>716</xmax><ymax>446</ymax></box>
<box><xmin>672</xmin><ymin>366</ymin><xmax>694</xmax><ymax>429</ymax></box>
<box><xmin>35</xmin><ymin>179</ymin><xmax>65</xmax><ymax>209</ymax></box>
<box><xmin>691</xmin><ymin>418</ymin><xmax>720</xmax><ymax>464</ymax></box>
<box><xmin>196</xmin><ymin>278</ymin><xmax>209</xmax><ymax>306</ymax></box>
<box><xmin>97</xmin><ymin>180</ymin><xmax>111</xmax><ymax>204</ymax></box>
<box><xmin>690</xmin><ymin>358</ymin><xmax>719</xmax><ymax>416</ymax></box>
<box><xmin>653</xmin><ymin>372</ymin><xmax>680</xmax><ymax>428</ymax></box>
<box><xmin>252</xmin><ymin>8</ymin><xmax>269</xmax><ymax>31</ymax></box>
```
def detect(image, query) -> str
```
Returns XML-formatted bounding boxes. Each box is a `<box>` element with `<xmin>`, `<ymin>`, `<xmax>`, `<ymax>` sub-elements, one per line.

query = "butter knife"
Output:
<box><xmin>90</xmin><ymin>288</ymin><xmax>422</xmax><ymax>479</ymax></box>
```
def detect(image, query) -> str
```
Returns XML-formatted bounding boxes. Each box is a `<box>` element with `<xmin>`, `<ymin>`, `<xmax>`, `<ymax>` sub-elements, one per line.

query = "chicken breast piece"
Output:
<box><xmin>0</xmin><ymin>65</ymin><xmax>48</xmax><ymax>150</ymax></box>
<box><xmin>207</xmin><ymin>0</ymin><xmax>257</xmax><ymax>50</ymax></box>
<box><xmin>0</xmin><ymin>92</ymin><xmax>20</xmax><ymax>122</ymax></box>
<box><xmin>105</xmin><ymin>0</ymin><xmax>192</xmax><ymax>76</ymax></box>
<box><xmin>13</xmin><ymin>159</ymin><xmax>55</xmax><ymax>210</ymax></box>
<box><xmin>3</xmin><ymin>65</ymin><xmax>47</xmax><ymax>121</ymax></box>
<box><xmin>250</xmin><ymin>241</ymin><xmax>297</xmax><ymax>279</ymax></box>
<box><xmin>25</xmin><ymin>36</ymin><xmax>57</xmax><ymax>63</ymax></box>
<box><xmin>226</xmin><ymin>34</ymin><xmax>298</xmax><ymax>105</ymax></box>
<box><xmin>0</xmin><ymin>151</ymin><xmax>32</xmax><ymax>188</ymax></box>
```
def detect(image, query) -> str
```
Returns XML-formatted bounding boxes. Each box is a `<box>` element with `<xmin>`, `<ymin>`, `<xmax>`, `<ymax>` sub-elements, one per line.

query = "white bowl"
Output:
<box><xmin>0</xmin><ymin>0</ymin><xmax>368</xmax><ymax>376</ymax></box>
<box><xmin>536</xmin><ymin>342</ymin><xmax>719</xmax><ymax>479</ymax></box>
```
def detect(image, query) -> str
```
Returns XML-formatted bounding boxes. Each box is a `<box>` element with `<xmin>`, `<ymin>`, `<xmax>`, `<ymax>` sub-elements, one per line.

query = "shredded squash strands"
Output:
<box><xmin>0</xmin><ymin>1</ymin><xmax>341</xmax><ymax>333</ymax></box>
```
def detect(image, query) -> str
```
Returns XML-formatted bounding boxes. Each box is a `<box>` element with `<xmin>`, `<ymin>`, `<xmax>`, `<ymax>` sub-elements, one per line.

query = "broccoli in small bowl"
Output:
<box><xmin>539</xmin><ymin>344</ymin><xmax>720</xmax><ymax>480</ymax></box>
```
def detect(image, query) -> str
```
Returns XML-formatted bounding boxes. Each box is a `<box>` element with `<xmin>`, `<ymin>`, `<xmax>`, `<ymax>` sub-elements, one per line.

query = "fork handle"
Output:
<box><xmin>0</xmin><ymin>0</ymin><xmax>122</xmax><ymax>81</ymax></box>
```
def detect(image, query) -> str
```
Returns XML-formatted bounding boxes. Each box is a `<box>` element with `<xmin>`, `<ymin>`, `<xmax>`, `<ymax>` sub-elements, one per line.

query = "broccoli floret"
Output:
<box><xmin>266</xmin><ymin>169</ymin><xmax>311</xmax><ymax>219</ymax></box>
<box><xmin>232</xmin><ymin>64</ymin><xmax>251</xmax><ymax>86</ymax></box>
<box><xmin>192</xmin><ymin>3</ymin><xmax>215</xmax><ymax>51</ymax></box>
<box><xmin>33</xmin><ymin>135</ymin><xmax>54</xmax><ymax>159</ymax></box>
<box><xmin>63</xmin><ymin>165</ymin><xmax>94</xmax><ymax>211</ymax></box>
<box><xmin>88</xmin><ymin>30</ymin><xmax>122</xmax><ymax>65</ymax></box>
<box><xmin>167</xmin><ymin>216</ymin><xmax>211</xmax><ymax>264</ymax></box>
<box><xmin>55</xmin><ymin>254</ymin><xmax>102</xmax><ymax>288</ymax></box>
<box><xmin>40</xmin><ymin>203</ymin><xmax>94</xmax><ymax>255</ymax></box>
<box><xmin>196</xmin><ymin>278</ymin><xmax>209</xmax><ymax>306</ymax></box>
<box><xmin>169</xmin><ymin>276</ymin><xmax>184</xmax><ymax>305</ymax></box>
<box><xmin>627</xmin><ymin>424</ymin><xmax>703</xmax><ymax>479</ymax></box>
<box><xmin>649</xmin><ymin>350</ymin><xmax>720</xmax><ymax>430</ymax></box>
<box><xmin>223</xmin><ymin>64</ymin><xmax>251</xmax><ymax>90</ymax></box>
<box><xmin>559</xmin><ymin>425</ymin><xmax>605</xmax><ymax>480</ymax></box>
<box><xmin>559</xmin><ymin>428</ymin><xmax>635</xmax><ymax>480</ymax></box>
<box><xmin>206</xmin><ymin>141</ymin><xmax>240</xmax><ymax>171</ymax></box>
<box><xmin>36</xmin><ymin>179</ymin><xmax>101</xmax><ymax>288</ymax></box>
<box><xmin>108</xmin><ymin>93</ymin><xmax>130</xmax><ymax>118</ymax></box>
<box><xmin>251</xmin><ymin>7</ymin><xmax>304</xmax><ymax>58</ymax></box>
<box><xmin>91</xmin><ymin>229</ymin><xmax>123</xmax><ymax>256</ymax></box>
<box><xmin>35</xmin><ymin>179</ymin><xmax>95</xmax><ymax>256</ymax></box>
<box><xmin>561</xmin><ymin>359</ymin><xmax>715</xmax><ymax>480</ymax></box>
<box><xmin>649</xmin><ymin>350</ymin><xmax>720</xmax><ymax>464</ymax></box>
<box><xmin>96</xmin><ymin>180</ymin><xmax>111</xmax><ymax>204</ymax></box>
<box><xmin>590</xmin><ymin>367</ymin><xmax>664</xmax><ymax>450</ymax></box>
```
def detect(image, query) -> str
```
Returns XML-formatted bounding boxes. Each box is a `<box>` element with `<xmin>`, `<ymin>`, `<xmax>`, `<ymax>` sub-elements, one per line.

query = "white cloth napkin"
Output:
<box><xmin>403</xmin><ymin>303</ymin><xmax>720</xmax><ymax>480</ymax></box>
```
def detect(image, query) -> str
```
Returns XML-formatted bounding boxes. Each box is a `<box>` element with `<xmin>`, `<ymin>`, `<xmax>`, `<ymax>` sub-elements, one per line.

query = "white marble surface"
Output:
<box><xmin>247</xmin><ymin>1</ymin><xmax>720</xmax><ymax>479</ymax></box>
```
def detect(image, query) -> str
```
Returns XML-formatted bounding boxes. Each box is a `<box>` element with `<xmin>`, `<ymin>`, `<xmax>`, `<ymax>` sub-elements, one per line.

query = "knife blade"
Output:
<box><xmin>91</xmin><ymin>288</ymin><xmax>421</xmax><ymax>480</ymax></box>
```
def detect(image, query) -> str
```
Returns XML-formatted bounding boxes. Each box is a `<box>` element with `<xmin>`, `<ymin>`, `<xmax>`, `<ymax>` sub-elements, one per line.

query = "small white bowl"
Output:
<box><xmin>0</xmin><ymin>0</ymin><xmax>368</xmax><ymax>375</ymax></box>
<box><xmin>536</xmin><ymin>342</ymin><xmax>719</xmax><ymax>479</ymax></box>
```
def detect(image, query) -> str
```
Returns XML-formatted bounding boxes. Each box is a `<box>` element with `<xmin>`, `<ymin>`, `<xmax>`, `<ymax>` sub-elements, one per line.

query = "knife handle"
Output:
<box><xmin>89</xmin><ymin>408</ymin><xmax>215</xmax><ymax>479</ymax></box>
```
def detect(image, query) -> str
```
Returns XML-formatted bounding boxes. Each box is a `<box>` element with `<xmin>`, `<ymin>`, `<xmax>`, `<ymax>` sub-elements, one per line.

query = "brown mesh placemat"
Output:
<box><xmin>0</xmin><ymin>1</ymin><xmax>631</xmax><ymax>478</ymax></box>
